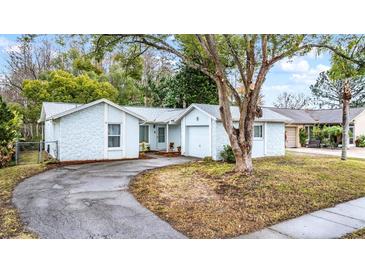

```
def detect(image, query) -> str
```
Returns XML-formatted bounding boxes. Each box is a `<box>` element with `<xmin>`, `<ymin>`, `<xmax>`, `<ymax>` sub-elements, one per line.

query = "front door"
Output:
<box><xmin>157</xmin><ymin>126</ymin><xmax>166</xmax><ymax>150</ymax></box>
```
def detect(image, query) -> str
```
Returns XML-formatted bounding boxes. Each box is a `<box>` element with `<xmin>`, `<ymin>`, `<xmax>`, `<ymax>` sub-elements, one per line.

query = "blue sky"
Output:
<box><xmin>0</xmin><ymin>34</ymin><xmax>331</xmax><ymax>107</ymax></box>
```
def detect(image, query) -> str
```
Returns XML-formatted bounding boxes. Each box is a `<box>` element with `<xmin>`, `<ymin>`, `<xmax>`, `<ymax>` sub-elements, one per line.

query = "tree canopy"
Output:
<box><xmin>274</xmin><ymin>92</ymin><xmax>312</xmax><ymax>109</ymax></box>
<box><xmin>22</xmin><ymin>70</ymin><xmax>118</xmax><ymax>124</ymax></box>
<box><xmin>310</xmin><ymin>71</ymin><xmax>365</xmax><ymax>109</ymax></box>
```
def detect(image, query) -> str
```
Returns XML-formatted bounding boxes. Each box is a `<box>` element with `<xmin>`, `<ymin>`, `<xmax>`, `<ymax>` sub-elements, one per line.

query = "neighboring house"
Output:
<box><xmin>269</xmin><ymin>107</ymin><xmax>365</xmax><ymax>148</ymax></box>
<box><xmin>38</xmin><ymin>98</ymin><xmax>290</xmax><ymax>162</ymax></box>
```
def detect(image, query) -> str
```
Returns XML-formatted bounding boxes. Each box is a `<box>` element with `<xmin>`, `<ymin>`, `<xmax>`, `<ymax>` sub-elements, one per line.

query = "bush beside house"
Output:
<box><xmin>0</xmin><ymin>97</ymin><xmax>22</xmax><ymax>168</ymax></box>
<box><xmin>356</xmin><ymin>135</ymin><xmax>365</xmax><ymax>147</ymax></box>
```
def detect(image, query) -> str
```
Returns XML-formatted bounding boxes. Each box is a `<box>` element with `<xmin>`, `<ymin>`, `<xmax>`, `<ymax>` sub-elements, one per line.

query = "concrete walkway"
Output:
<box><xmin>239</xmin><ymin>197</ymin><xmax>365</xmax><ymax>239</ymax></box>
<box><xmin>13</xmin><ymin>156</ymin><xmax>192</xmax><ymax>239</ymax></box>
<box><xmin>287</xmin><ymin>147</ymin><xmax>365</xmax><ymax>159</ymax></box>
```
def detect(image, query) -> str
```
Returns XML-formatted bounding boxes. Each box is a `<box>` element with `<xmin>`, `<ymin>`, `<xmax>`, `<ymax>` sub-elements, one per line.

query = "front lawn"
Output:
<box><xmin>0</xmin><ymin>164</ymin><xmax>46</xmax><ymax>238</ymax></box>
<box><xmin>131</xmin><ymin>154</ymin><xmax>365</xmax><ymax>238</ymax></box>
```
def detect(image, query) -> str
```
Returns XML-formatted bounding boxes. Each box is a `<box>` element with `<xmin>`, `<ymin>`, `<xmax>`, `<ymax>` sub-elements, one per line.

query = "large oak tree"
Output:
<box><xmin>93</xmin><ymin>34</ymin><xmax>365</xmax><ymax>174</ymax></box>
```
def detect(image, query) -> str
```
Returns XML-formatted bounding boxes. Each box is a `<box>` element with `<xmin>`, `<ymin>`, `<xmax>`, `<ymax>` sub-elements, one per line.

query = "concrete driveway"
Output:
<box><xmin>287</xmin><ymin>147</ymin><xmax>365</xmax><ymax>159</ymax></box>
<box><xmin>13</xmin><ymin>156</ymin><xmax>192</xmax><ymax>239</ymax></box>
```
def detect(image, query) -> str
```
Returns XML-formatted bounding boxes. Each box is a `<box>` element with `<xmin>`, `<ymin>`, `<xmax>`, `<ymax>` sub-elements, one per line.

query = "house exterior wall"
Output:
<box><xmin>181</xmin><ymin>107</ymin><xmax>285</xmax><ymax>160</ymax></box>
<box><xmin>168</xmin><ymin>124</ymin><xmax>181</xmax><ymax>150</ymax></box>
<box><xmin>144</xmin><ymin>123</ymin><xmax>166</xmax><ymax>151</ymax></box>
<box><xmin>140</xmin><ymin>123</ymin><xmax>181</xmax><ymax>151</ymax></box>
<box><xmin>147</xmin><ymin>124</ymin><xmax>157</xmax><ymax>150</ymax></box>
<box><xmin>44</xmin><ymin>120</ymin><xmax>58</xmax><ymax>158</ymax></box>
<box><xmin>265</xmin><ymin>122</ymin><xmax>286</xmax><ymax>156</ymax></box>
<box><xmin>185</xmin><ymin>108</ymin><xmax>211</xmax><ymax>126</ymax></box>
<box><xmin>213</xmin><ymin>121</ymin><xmax>281</xmax><ymax>160</ymax></box>
<box><xmin>123</xmin><ymin>112</ymin><xmax>140</xmax><ymax>158</ymax></box>
<box><xmin>57</xmin><ymin>102</ymin><xmax>139</xmax><ymax>161</ymax></box>
<box><xmin>353</xmin><ymin>111</ymin><xmax>365</xmax><ymax>138</ymax></box>
<box><xmin>58</xmin><ymin>103</ymin><xmax>105</xmax><ymax>161</ymax></box>
<box><xmin>181</xmin><ymin>109</ymin><xmax>213</xmax><ymax>158</ymax></box>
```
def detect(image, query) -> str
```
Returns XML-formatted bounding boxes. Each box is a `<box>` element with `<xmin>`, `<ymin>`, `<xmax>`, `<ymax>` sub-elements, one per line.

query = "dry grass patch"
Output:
<box><xmin>343</xmin><ymin>228</ymin><xmax>365</xmax><ymax>239</ymax></box>
<box><xmin>131</xmin><ymin>154</ymin><xmax>365</xmax><ymax>238</ymax></box>
<box><xmin>0</xmin><ymin>164</ymin><xmax>46</xmax><ymax>238</ymax></box>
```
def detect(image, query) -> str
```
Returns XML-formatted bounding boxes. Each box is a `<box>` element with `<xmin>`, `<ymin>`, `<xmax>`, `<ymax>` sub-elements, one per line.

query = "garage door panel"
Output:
<box><xmin>286</xmin><ymin>127</ymin><xmax>297</xmax><ymax>148</ymax></box>
<box><xmin>187</xmin><ymin>126</ymin><xmax>210</xmax><ymax>158</ymax></box>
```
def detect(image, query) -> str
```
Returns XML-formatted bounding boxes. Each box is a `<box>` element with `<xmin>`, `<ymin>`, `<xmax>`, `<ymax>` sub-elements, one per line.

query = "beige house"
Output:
<box><xmin>269</xmin><ymin>107</ymin><xmax>365</xmax><ymax>148</ymax></box>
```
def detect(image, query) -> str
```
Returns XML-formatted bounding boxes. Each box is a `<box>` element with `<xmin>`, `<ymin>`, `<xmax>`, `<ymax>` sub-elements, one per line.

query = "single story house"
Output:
<box><xmin>39</xmin><ymin>98</ymin><xmax>291</xmax><ymax>162</ymax></box>
<box><xmin>269</xmin><ymin>107</ymin><xmax>365</xmax><ymax>148</ymax></box>
<box><xmin>175</xmin><ymin>104</ymin><xmax>290</xmax><ymax>159</ymax></box>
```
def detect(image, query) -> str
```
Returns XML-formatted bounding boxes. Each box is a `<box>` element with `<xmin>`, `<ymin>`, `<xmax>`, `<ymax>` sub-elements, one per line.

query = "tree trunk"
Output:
<box><xmin>341</xmin><ymin>80</ymin><xmax>351</xmax><ymax>160</ymax></box>
<box><xmin>215</xmin><ymin>80</ymin><xmax>254</xmax><ymax>174</ymax></box>
<box><xmin>233</xmin><ymin>145</ymin><xmax>253</xmax><ymax>173</ymax></box>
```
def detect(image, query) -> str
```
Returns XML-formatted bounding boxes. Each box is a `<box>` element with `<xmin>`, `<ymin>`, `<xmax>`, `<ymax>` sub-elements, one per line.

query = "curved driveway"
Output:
<box><xmin>13</xmin><ymin>156</ymin><xmax>191</xmax><ymax>239</ymax></box>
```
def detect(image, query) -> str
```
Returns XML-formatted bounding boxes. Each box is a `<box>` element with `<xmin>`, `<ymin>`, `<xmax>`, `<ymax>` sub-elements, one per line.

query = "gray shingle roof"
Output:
<box><xmin>41</xmin><ymin>102</ymin><xmax>81</xmax><ymax>120</ymax></box>
<box><xmin>268</xmin><ymin>107</ymin><xmax>365</xmax><ymax>124</ymax></box>
<box><xmin>123</xmin><ymin>106</ymin><xmax>185</xmax><ymax>123</ymax></box>
<box><xmin>192</xmin><ymin>104</ymin><xmax>292</xmax><ymax>122</ymax></box>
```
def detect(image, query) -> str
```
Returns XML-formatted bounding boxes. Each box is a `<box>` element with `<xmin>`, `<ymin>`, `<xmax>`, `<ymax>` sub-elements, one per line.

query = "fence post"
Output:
<box><xmin>15</xmin><ymin>141</ymin><xmax>18</xmax><ymax>165</ymax></box>
<box><xmin>39</xmin><ymin>141</ymin><xmax>43</xmax><ymax>164</ymax></box>
<box><xmin>56</xmin><ymin>141</ymin><xmax>59</xmax><ymax>160</ymax></box>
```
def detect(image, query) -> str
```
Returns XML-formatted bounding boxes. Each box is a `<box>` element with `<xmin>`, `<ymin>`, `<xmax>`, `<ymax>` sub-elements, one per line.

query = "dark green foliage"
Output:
<box><xmin>299</xmin><ymin>128</ymin><xmax>308</xmax><ymax>147</ymax></box>
<box><xmin>22</xmin><ymin>70</ymin><xmax>119</xmax><ymax>125</ymax></box>
<box><xmin>142</xmin><ymin>65</ymin><xmax>218</xmax><ymax>108</ymax></box>
<box><xmin>0</xmin><ymin>97</ymin><xmax>22</xmax><ymax>167</ymax></box>
<box><xmin>356</xmin><ymin>135</ymin><xmax>365</xmax><ymax>147</ymax></box>
<box><xmin>220</xmin><ymin>145</ymin><xmax>235</xmax><ymax>163</ymax></box>
<box><xmin>160</xmin><ymin>65</ymin><xmax>218</xmax><ymax>108</ymax></box>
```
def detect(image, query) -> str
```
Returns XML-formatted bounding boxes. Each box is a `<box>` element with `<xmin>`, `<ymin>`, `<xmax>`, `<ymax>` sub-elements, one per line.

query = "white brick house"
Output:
<box><xmin>175</xmin><ymin>104</ymin><xmax>290</xmax><ymax>160</ymax></box>
<box><xmin>39</xmin><ymin>99</ymin><xmax>291</xmax><ymax>162</ymax></box>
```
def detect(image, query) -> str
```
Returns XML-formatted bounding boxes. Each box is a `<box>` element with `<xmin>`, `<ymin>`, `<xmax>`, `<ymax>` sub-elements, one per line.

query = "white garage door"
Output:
<box><xmin>286</xmin><ymin>127</ymin><xmax>297</xmax><ymax>148</ymax></box>
<box><xmin>187</xmin><ymin>126</ymin><xmax>210</xmax><ymax>158</ymax></box>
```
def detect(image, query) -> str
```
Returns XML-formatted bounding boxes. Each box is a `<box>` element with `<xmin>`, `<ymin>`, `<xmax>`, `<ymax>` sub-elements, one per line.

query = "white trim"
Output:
<box><xmin>107</xmin><ymin>123</ymin><xmax>122</xmax><ymax>149</ymax></box>
<box><xmin>104</xmin><ymin>103</ymin><xmax>108</xmax><ymax>159</ymax></box>
<box><xmin>49</xmin><ymin>98</ymin><xmax>145</xmax><ymax>121</ymax></box>
<box><xmin>209</xmin><ymin>118</ymin><xmax>212</xmax><ymax>157</ymax></box>
<box><xmin>264</xmin><ymin>122</ymin><xmax>267</xmax><ymax>155</ymax></box>
<box><xmin>59</xmin><ymin>119</ymin><xmax>62</xmax><ymax>161</ymax></box>
<box><xmin>174</xmin><ymin>104</ymin><xmax>218</xmax><ymax>122</ymax></box>
<box><xmin>123</xmin><ymin>113</ymin><xmax>127</xmax><ymax>157</ymax></box>
<box><xmin>350</xmin><ymin>109</ymin><xmax>365</xmax><ymax>122</ymax></box>
<box><xmin>166</xmin><ymin>124</ymin><xmax>169</xmax><ymax>152</ymax></box>
<box><xmin>253</xmin><ymin>123</ymin><xmax>264</xmax><ymax>140</ymax></box>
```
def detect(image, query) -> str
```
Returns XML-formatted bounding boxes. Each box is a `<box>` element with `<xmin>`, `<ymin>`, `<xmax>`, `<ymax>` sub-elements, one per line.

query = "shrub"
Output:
<box><xmin>220</xmin><ymin>145</ymin><xmax>235</xmax><ymax>163</ymax></box>
<box><xmin>299</xmin><ymin>128</ymin><xmax>308</xmax><ymax>147</ymax></box>
<box><xmin>0</xmin><ymin>97</ymin><xmax>22</xmax><ymax>167</ymax></box>
<box><xmin>203</xmin><ymin>156</ymin><xmax>213</xmax><ymax>162</ymax></box>
<box><xmin>356</xmin><ymin>135</ymin><xmax>365</xmax><ymax>147</ymax></box>
<box><xmin>140</xmin><ymin>142</ymin><xmax>150</xmax><ymax>152</ymax></box>
<box><xmin>0</xmin><ymin>143</ymin><xmax>15</xmax><ymax>168</ymax></box>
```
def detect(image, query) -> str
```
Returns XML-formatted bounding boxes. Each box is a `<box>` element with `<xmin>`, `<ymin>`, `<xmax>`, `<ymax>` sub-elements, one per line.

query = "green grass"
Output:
<box><xmin>131</xmin><ymin>154</ymin><xmax>365</xmax><ymax>238</ymax></box>
<box><xmin>0</xmin><ymin>163</ymin><xmax>46</xmax><ymax>238</ymax></box>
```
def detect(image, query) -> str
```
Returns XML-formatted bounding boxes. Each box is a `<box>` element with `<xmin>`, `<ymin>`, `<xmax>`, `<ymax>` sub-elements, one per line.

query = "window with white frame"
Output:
<box><xmin>108</xmin><ymin>124</ymin><xmax>121</xmax><ymax>148</ymax></box>
<box><xmin>139</xmin><ymin>125</ymin><xmax>149</xmax><ymax>143</ymax></box>
<box><xmin>254</xmin><ymin>125</ymin><xmax>263</xmax><ymax>138</ymax></box>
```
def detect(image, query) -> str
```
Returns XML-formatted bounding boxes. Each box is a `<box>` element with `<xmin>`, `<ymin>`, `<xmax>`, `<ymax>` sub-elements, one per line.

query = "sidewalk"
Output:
<box><xmin>238</xmin><ymin>197</ymin><xmax>365</xmax><ymax>239</ymax></box>
<box><xmin>286</xmin><ymin>147</ymin><xmax>365</xmax><ymax>159</ymax></box>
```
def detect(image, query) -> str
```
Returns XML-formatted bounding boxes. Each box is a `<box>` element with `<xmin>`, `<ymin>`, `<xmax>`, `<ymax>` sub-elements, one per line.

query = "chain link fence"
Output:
<box><xmin>15</xmin><ymin>141</ymin><xmax>58</xmax><ymax>165</ymax></box>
